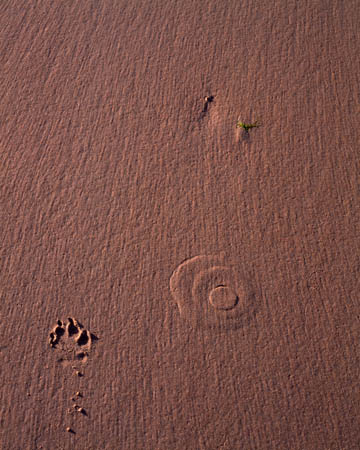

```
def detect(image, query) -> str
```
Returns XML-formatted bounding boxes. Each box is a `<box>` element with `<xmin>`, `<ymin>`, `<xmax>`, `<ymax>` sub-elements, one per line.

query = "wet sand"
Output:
<box><xmin>1</xmin><ymin>1</ymin><xmax>359</xmax><ymax>449</ymax></box>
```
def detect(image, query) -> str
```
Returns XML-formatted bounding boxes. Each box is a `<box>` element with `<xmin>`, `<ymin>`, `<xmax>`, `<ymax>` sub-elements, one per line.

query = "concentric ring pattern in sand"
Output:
<box><xmin>170</xmin><ymin>254</ymin><xmax>256</xmax><ymax>329</ymax></box>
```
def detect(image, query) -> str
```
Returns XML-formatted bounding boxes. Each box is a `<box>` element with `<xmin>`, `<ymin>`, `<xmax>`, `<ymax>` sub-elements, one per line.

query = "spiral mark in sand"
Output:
<box><xmin>170</xmin><ymin>254</ymin><xmax>255</xmax><ymax>329</ymax></box>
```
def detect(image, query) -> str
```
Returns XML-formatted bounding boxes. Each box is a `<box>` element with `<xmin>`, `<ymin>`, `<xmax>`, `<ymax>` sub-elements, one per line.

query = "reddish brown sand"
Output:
<box><xmin>1</xmin><ymin>1</ymin><xmax>359</xmax><ymax>449</ymax></box>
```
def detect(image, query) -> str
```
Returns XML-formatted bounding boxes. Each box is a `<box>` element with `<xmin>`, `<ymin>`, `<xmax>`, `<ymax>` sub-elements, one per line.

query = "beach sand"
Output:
<box><xmin>1</xmin><ymin>1</ymin><xmax>359</xmax><ymax>448</ymax></box>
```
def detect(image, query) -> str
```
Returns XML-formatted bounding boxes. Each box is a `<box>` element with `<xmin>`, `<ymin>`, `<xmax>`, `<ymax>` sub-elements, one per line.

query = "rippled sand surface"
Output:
<box><xmin>1</xmin><ymin>1</ymin><xmax>359</xmax><ymax>448</ymax></box>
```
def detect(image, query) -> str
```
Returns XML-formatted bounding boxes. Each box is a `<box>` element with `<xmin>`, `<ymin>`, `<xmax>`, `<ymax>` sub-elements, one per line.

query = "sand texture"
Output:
<box><xmin>1</xmin><ymin>0</ymin><xmax>359</xmax><ymax>449</ymax></box>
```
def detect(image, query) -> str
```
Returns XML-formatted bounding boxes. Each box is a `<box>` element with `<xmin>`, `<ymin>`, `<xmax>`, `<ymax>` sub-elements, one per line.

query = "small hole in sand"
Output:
<box><xmin>54</xmin><ymin>326</ymin><xmax>65</xmax><ymax>337</ymax></box>
<box><xmin>76</xmin><ymin>330</ymin><xmax>89</xmax><ymax>346</ymax></box>
<box><xmin>76</xmin><ymin>351</ymin><xmax>87</xmax><ymax>360</ymax></box>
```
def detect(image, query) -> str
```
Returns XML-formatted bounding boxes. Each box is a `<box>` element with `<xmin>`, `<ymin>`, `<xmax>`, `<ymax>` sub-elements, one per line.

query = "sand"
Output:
<box><xmin>1</xmin><ymin>1</ymin><xmax>359</xmax><ymax>449</ymax></box>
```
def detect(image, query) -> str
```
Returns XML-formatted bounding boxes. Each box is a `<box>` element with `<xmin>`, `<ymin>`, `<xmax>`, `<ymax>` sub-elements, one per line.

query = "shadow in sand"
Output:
<box><xmin>239</xmin><ymin>129</ymin><xmax>251</xmax><ymax>143</ymax></box>
<box><xmin>90</xmin><ymin>332</ymin><xmax>99</xmax><ymax>341</ymax></box>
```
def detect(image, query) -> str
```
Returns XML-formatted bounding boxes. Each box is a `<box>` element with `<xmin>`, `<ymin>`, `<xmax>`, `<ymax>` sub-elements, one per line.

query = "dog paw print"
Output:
<box><xmin>48</xmin><ymin>318</ymin><xmax>98</xmax><ymax>435</ymax></box>
<box><xmin>49</xmin><ymin>318</ymin><xmax>95</xmax><ymax>363</ymax></box>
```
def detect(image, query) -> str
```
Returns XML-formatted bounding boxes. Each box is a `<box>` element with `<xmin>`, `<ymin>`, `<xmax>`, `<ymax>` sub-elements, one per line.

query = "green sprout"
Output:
<box><xmin>236</xmin><ymin>119</ymin><xmax>260</xmax><ymax>133</ymax></box>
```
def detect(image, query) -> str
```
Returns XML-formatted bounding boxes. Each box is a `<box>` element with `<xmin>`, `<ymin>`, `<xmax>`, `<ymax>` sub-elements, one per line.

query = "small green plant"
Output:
<box><xmin>236</xmin><ymin>119</ymin><xmax>260</xmax><ymax>133</ymax></box>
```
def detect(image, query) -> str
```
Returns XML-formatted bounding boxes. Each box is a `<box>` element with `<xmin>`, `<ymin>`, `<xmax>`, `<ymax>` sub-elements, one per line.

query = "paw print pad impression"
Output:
<box><xmin>49</xmin><ymin>318</ymin><xmax>94</xmax><ymax>364</ymax></box>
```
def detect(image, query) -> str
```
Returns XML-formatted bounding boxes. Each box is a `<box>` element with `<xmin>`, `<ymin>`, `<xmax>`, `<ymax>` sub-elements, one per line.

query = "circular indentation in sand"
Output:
<box><xmin>54</xmin><ymin>326</ymin><xmax>65</xmax><ymax>337</ymax></box>
<box><xmin>76</xmin><ymin>330</ymin><xmax>89</xmax><ymax>346</ymax></box>
<box><xmin>170</xmin><ymin>254</ymin><xmax>255</xmax><ymax>329</ymax></box>
<box><xmin>209</xmin><ymin>285</ymin><xmax>238</xmax><ymax>310</ymax></box>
